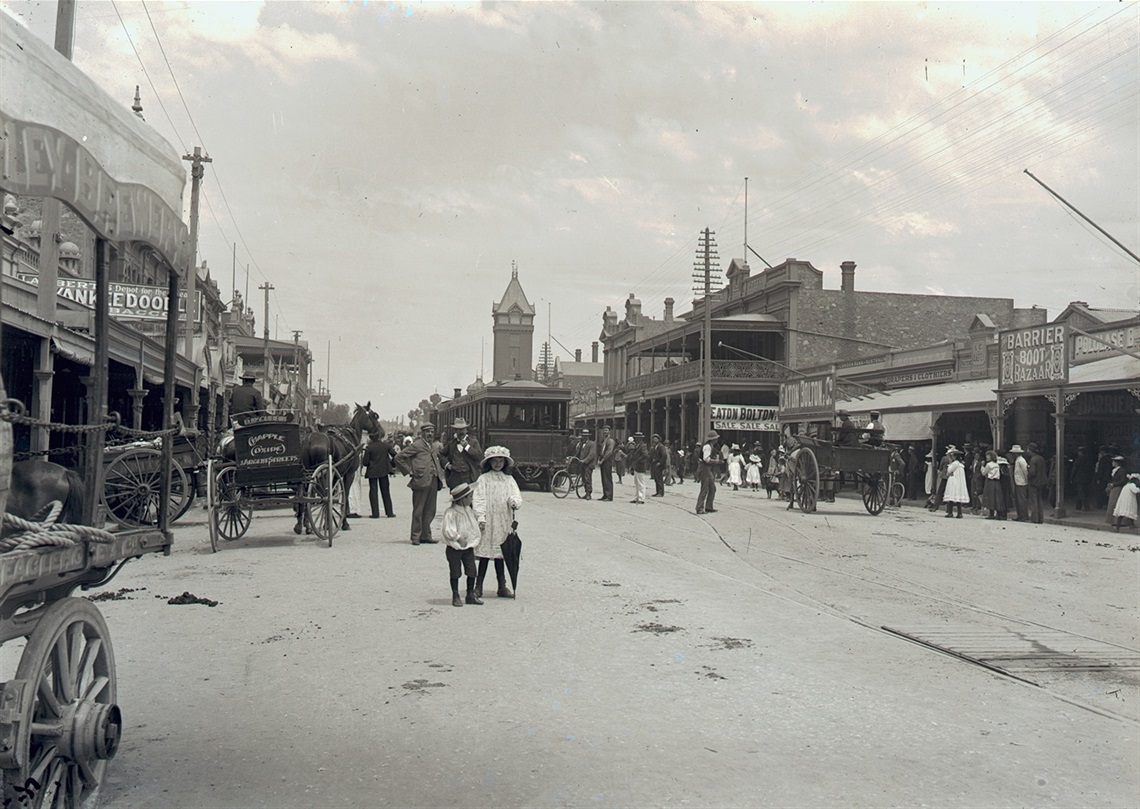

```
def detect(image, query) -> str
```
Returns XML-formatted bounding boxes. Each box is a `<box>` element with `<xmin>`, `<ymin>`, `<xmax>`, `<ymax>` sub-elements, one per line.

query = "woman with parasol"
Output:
<box><xmin>473</xmin><ymin>446</ymin><xmax>523</xmax><ymax>599</ymax></box>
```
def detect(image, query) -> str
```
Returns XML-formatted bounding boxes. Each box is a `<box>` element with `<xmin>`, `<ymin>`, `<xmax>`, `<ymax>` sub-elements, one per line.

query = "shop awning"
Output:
<box><xmin>838</xmin><ymin>378</ymin><xmax>998</xmax><ymax>440</ymax></box>
<box><xmin>1068</xmin><ymin>354</ymin><xmax>1140</xmax><ymax>387</ymax></box>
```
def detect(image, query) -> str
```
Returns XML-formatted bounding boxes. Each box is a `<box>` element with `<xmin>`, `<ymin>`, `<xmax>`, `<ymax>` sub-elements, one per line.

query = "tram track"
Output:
<box><xmin>534</xmin><ymin>492</ymin><xmax>1140</xmax><ymax>724</ymax></box>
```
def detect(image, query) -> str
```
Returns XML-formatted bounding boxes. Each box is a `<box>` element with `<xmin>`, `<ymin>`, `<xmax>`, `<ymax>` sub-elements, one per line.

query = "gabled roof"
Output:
<box><xmin>970</xmin><ymin>314</ymin><xmax>996</xmax><ymax>331</ymax></box>
<box><xmin>492</xmin><ymin>273</ymin><xmax>535</xmax><ymax>316</ymax></box>
<box><xmin>1052</xmin><ymin>302</ymin><xmax>1139</xmax><ymax>326</ymax></box>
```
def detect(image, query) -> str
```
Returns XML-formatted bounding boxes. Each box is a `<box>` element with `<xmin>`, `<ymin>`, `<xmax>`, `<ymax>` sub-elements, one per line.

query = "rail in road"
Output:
<box><xmin>532</xmin><ymin>485</ymin><xmax>1139</xmax><ymax>725</ymax></box>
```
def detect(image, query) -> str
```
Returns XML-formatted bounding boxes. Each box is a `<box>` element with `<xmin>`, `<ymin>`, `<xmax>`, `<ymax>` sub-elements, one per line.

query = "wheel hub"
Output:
<box><xmin>61</xmin><ymin>700</ymin><xmax>121</xmax><ymax>763</ymax></box>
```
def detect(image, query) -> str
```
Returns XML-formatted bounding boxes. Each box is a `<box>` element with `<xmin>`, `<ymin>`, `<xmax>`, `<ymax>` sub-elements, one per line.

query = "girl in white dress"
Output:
<box><xmin>473</xmin><ymin>446</ymin><xmax>523</xmax><ymax>599</ymax></box>
<box><xmin>727</xmin><ymin>445</ymin><xmax>745</xmax><ymax>491</ymax></box>
<box><xmin>943</xmin><ymin>449</ymin><xmax>970</xmax><ymax>518</ymax></box>
<box><xmin>1112</xmin><ymin>473</ymin><xmax>1139</xmax><ymax>531</ymax></box>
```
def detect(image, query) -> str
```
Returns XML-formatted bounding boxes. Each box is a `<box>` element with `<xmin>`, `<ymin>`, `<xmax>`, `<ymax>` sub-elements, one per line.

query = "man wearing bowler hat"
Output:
<box><xmin>573</xmin><ymin>428</ymin><xmax>597</xmax><ymax>500</ymax></box>
<box><xmin>439</xmin><ymin>417</ymin><xmax>483</xmax><ymax>490</ymax></box>
<box><xmin>229</xmin><ymin>372</ymin><xmax>267</xmax><ymax>423</ymax></box>
<box><xmin>696</xmin><ymin>429</ymin><xmax>720</xmax><ymax>514</ymax></box>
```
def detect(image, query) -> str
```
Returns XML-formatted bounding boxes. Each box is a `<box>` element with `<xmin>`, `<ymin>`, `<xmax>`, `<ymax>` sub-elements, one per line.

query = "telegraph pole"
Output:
<box><xmin>692</xmin><ymin>228</ymin><xmax>720</xmax><ymax>435</ymax></box>
<box><xmin>259</xmin><ymin>282</ymin><xmax>274</xmax><ymax>402</ymax></box>
<box><xmin>182</xmin><ymin>146</ymin><xmax>212</xmax><ymax>427</ymax></box>
<box><xmin>292</xmin><ymin>330</ymin><xmax>303</xmax><ymax>413</ymax></box>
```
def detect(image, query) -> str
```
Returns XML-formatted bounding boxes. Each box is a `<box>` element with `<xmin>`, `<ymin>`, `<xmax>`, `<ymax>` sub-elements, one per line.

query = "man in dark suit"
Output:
<box><xmin>597</xmin><ymin>425</ymin><xmax>617</xmax><ymax>501</ymax></box>
<box><xmin>395</xmin><ymin>423</ymin><xmax>446</xmax><ymax>544</ymax></box>
<box><xmin>229</xmin><ymin>373</ymin><xmax>267</xmax><ymax>422</ymax></box>
<box><xmin>574</xmin><ymin>429</ymin><xmax>597</xmax><ymax>500</ymax></box>
<box><xmin>362</xmin><ymin>429</ymin><xmax>397</xmax><ymax>518</ymax></box>
<box><xmin>649</xmin><ymin>434</ymin><xmax>670</xmax><ymax>497</ymax></box>
<box><xmin>439</xmin><ymin>417</ymin><xmax>483</xmax><ymax>490</ymax></box>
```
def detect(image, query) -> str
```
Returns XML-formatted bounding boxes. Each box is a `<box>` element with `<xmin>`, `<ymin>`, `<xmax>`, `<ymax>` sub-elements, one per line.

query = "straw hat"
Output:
<box><xmin>481</xmin><ymin>445</ymin><xmax>514</xmax><ymax>471</ymax></box>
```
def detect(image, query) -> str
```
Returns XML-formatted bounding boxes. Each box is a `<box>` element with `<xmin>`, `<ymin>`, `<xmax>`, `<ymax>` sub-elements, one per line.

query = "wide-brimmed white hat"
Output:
<box><xmin>481</xmin><ymin>445</ymin><xmax>514</xmax><ymax>470</ymax></box>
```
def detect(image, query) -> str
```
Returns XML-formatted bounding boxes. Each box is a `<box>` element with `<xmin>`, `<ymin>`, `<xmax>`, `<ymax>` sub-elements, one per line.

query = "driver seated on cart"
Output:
<box><xmin>862</xmin><ymin>411</ymin><xmax>885</xmax><ymax>447</ymax></box>
<box><xmin>835</xmin><ymin>411</ymin><xmax>861</xmax><ymax>447</ymax></box>
<box><xmin>229</xmin><ymin>373</ymin><xmax>269</xmax><ymax>424</ymax></box>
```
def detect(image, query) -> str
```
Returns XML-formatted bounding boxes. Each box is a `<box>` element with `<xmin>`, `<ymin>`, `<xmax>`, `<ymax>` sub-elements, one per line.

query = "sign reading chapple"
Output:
<box><xmin>998</xmin><ymin>324</ymin><xmax>1068</xmax><ymax>389</ymax></box>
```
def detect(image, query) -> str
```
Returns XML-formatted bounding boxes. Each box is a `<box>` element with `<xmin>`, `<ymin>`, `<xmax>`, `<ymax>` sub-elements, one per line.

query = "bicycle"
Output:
<box><xmin>886</xmin><ymin>474</ymin><xmax>905</xmax><ymax>508</ymax></box>
<box><xmin>550</xmin><ymin>458</ymin><xmax>588</xmax><ymax>499</ymax></box>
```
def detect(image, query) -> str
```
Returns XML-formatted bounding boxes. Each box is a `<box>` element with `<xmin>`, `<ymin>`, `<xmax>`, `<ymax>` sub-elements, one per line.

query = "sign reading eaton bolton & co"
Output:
<box><xmin>18</xmin><ymin>274</ymin><xmax>201</xmax><ymax>322</ymax></box>
<box><xmin>998</xmin><ymin>324</ymin><xmax>1068</xmax><ymax>389</ymax></box>
<box><xmin>779</xmin><ymin>373</ymin><xmax>836</xmax><ymax>420</ymax></box>
<box><xmin>711</xmin><ymin>404</ymin><xmax>780</xmax><ymax>432</ymax></box>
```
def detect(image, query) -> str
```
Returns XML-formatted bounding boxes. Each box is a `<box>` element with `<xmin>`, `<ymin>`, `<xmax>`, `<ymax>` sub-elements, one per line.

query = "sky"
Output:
<box><xmin>3</xmin><ymin>1</ymin><xmax>1138</xmax><ymax>420</ymax></box>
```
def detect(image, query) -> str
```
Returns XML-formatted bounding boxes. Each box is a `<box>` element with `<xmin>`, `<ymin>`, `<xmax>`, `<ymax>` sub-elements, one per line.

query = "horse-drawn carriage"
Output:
<box><xmin>788</xmin><ymin>436</ymin><xmax>893</xmax><ymax>515</ymax></box>
<box><xmin>205</xmin><ymin>404</ymin><xmax>376</xmax><ymax>552</ymax></box>
<box><xmin>780</xmin><ymin>372</ymin><xmax>894</xmax><ymax>515</ymax></box>
<box><xmin>100</xmin><ymin>432</ymin><xmax>206</xmax><ymax>528</ymax></box>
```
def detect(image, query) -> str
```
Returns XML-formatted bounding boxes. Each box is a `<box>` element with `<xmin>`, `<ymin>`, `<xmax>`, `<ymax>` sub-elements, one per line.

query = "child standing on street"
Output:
<box><xmin>441</xmin><ymin>482</ymin><xmax>483</xmax><ymax>607</ymax></box>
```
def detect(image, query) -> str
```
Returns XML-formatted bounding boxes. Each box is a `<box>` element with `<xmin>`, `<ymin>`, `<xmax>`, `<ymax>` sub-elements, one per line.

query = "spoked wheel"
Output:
<box><xmin>209</xmin><ymin>464</ymin><xmax>251</xmax><ymax>552</ymax></box>
<box><xmin>101</xmin><ymin>448</ymin><xmax>190</xmax><ymax>527</ymax></box>
<box><xmin>574</xmin><ymin>475</ymin><xmax>587</xmax><ymax>499</ymax></box>
<box><xmin>550</xmin><ymin>470</ymin><xmax>571</xmax><ymax>499</ymax></box>
<box><xmin>306</xmin><ymin>461</ymin><xmax>344</xmax><ymax>546</ymax></box>
<box><xmin>863</xmin><ymin>473</ymin><xmax>889</xmax><ymax>515</ymax></box>
<box><xmin>887</xmin><ymin>476</ymin><xmax>905</xmax><ymax>508</ymax></box>
<box><xmin>795</xmin><ymin>448</ymin><xmax>820</xmax><ymax>513</ymax></box>
<box><xmin>0</xmin><ymin>598</ymin><xmax>119</xmax><ymax>809</ymax></box>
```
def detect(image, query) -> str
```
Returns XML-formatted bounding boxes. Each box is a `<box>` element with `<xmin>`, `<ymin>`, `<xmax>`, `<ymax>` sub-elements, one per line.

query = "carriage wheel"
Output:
<box><xmin>1</xmin><ymin>598</ymin><xmax>119</xmax><ymax>809</ymax></box>
<box><xmin>306</xmin><ymin>461</ymin><xmax>344</xmax><ymax>546</ymax></box>
<box><xmin>863</xmin><ymin>473</ymin><xmax>889</xmax><ymax>515</ymax></box>
<box><xmin>210</xmin><ymin>465</ymin><xmax>251</xmax><ymax>551</ymax></box>
<box><xmin>101</xmin><ymin>448</ymin><xmax>190</xmax><ymax>528</ymax></box>
<box><xmin>795</xmin><ymin>448</ymin><xmax>820</xmax><ymax>513</ymax></box>
<box><xmin>550</xmin><ymin>470</ymin><xmax>571</xmax><ymax>499</ymax></box>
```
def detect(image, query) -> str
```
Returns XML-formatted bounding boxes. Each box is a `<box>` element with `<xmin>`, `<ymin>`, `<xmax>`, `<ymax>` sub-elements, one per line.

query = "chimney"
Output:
<box><xmin>453</xmin><ymin>388</ymin><xmax>462</xmax><ymax>399</ymax></box>
<box><xmin>575</xmin><ymin>349</ymin><xmax>582</xmax><ymax>362</ymax></box>
<box><xmin>664</xmin><ymin>297</ymin><xmax>674</xmax><ymax>322</ymax></box>
<box><xmin>591</xmin><ymin>341</ymin><xmax>599</xmax><ymax>363</ymax></box>
<box><xmin>840</xmin><ymin>261</ymin><xmax>856</xmax><ymax>292</ymax></box>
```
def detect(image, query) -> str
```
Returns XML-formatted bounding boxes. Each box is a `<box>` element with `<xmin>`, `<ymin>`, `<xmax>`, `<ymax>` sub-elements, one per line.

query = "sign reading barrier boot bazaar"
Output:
<box><xmin>998</xmin><ymin>324</ymin><xmax>1069</xmax><ymax>389</ymax></box>
<box><xmin>711</xmin><ymin>404</ymin><xmax>780</xmax><ymax>432</ymax></box>
<box><xmin>779</xmin><ymin>373</ymin><xmax>836</xmax><ymax>420</ymax></box>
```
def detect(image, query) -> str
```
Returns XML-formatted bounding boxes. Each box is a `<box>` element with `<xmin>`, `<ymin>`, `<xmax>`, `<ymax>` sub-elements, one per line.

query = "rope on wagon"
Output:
<box><xmin>0</xmin><ymin>501</ymin><xmax>116</xmax><ymax>553</ymax></box>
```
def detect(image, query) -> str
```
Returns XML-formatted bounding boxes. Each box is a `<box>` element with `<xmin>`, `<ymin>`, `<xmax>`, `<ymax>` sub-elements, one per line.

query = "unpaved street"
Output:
<box><xmin>59</xmin><ymin>478</ymin><xmax>1138</xmax><ymax>808</ymax></box>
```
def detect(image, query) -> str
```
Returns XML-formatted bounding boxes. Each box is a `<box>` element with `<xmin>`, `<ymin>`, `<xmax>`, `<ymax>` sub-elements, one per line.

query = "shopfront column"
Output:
<box><xmin>31</xmin><ymin>363</ymin><xmax>53</xmax><ymax>453</ymax></box>
<box><xmin>128</xmin><ymin>388</ymin><xmax>148</xmax><ymax>430</ymax></box>
<box><xmin>1052</xmin><ymin>389</ymin><xmax>1067</xmax><ymax>518</ymax></box>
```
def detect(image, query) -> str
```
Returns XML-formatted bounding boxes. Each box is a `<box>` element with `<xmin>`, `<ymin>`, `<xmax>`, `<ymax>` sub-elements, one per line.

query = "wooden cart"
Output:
<box><xmin>205</xmin><ymin>415</ymin><xmax>344</xmax><ymax>551</ymax></box>
<box><xmin>100</xmin><ymin>434</ymin><xmax>205</xmax><ymax>528</ymax></box>
<box><xmin>789</xmin><ymin>436</ymin><xmax>893</xmax><ymax>515</ymax></box>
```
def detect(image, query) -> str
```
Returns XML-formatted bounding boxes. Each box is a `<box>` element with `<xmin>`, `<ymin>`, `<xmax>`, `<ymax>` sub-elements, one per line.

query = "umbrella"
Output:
<box><xmin>500</xmin><ymin>516</ymin><xmax>522</xmax><ymax>592</ymax></box>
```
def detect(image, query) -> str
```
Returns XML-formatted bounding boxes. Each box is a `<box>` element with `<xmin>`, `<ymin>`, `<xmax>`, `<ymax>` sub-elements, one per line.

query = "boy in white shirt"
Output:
<box><xmin>441</xmin><ymin>483</ymin><xmax>483</xmax><ymax>607</ymax></box>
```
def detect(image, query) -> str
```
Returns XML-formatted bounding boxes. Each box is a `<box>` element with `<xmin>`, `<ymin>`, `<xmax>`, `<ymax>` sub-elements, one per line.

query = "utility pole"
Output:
<box><xmin>259</xmin><ymin>282</ymin><xmax>274</xmax><ymax>403</ymax></box>
<box><xmin>292</xmin><ymin>330</ymin><xmax>303</xmax><ymax>414</ymax></box>
<box><xmin>692</xmin><ymin>228</ymin><xmax>720</xmax><ymax>436</ymax></box>
<box><xmin>182</xmin><ymin>146</ymin><xmax>212</xmax><ymax>429</ymax></box>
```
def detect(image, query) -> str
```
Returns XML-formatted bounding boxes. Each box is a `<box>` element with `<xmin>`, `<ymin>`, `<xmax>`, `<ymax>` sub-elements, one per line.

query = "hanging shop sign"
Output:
<box><xmin>17</xmin><ymin>274</ymin><xmax>201</xmax><ymax>322</ymax></box>
<box><xmin>998</xmin><ymin>324</ymin><xmax>1068</xmax><ymax>389</ymax></box>
<box><xmin>779</xmin><ymin>373</ymin><xmax>835</xmax><ymax>420</ymax></box>
<box><xmin>711</xmin><ymin>404</ymin><xmax>780</xmax><ymax>432</ymax></box>
<box><xmin>1071</xmin><ymin>325</ymin><xmax>1140</xmax><ymax>361</ymax></box>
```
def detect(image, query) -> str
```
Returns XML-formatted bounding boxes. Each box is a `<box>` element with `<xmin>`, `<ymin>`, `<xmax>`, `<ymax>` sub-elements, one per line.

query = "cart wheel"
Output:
<box><xmin>101</xmin><ymin>448</ymin><xmax>190</xmax><ymax>527</ymax></box>
<box><xmin>210</xmin><ymin>465</ymin><xmax>251</xmax><ymax>551</ymax></box>
<box><xmin>863</xmin><ymin>473</ymin><xmax>889</xmax><ymax>515</ymax></box>
<box><xmin>550</xmin><ymin>470</ymin><xmax>570</xmax><ymax>499</ymax></box>
<box><xmin>306</xmin><ymin>461</ymin><xmax>344</xmax><ymax>546</ymax></box>
<box><xmin>1</xmin><ymin>598</ymin><xmax>119</xmax><ymax>809</ymax></box>
<box><xmin>795</xmin><ymin>448</ymin><xmax>819</xmax><ymax>513</ymax></box>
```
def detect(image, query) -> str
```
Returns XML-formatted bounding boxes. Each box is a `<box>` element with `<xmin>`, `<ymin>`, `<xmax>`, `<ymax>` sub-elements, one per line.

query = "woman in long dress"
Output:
<box><xmin>727</xmin><ymin>445</ymin><xmax>744</xmax><ymax>491</ymax></box>
<box><xmin>472</xmin><ymin>445</ymin><xmax>523</xmax><ymax>599</ymax></box>
<box><xmin>943</xmin><ymin>449</ymin><xmax>970</xmax><ymax>518</ymax></box>
<box><xmin>1112</xmin><ymin>473</ymin><xmax>1139</xmax><ymax>531</ymax></box>
<box><xmin>980</xmin><ymin>450</ymin><xmax>1004</xmax><ymax>519</ymax></box>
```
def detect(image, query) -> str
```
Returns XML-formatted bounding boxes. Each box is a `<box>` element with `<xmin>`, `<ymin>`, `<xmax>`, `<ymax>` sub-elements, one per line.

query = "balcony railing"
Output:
<box><xmin>618</xmin><ymin>358</ymin><xmax>789</xmax><ymax>394</ymax></box>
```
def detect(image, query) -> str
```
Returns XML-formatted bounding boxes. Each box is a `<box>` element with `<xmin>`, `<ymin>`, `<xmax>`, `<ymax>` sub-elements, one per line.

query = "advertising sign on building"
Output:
<box><xmin>779</xmin><ymin>373</ymin><xmax>835</xmax><ymax>420</ymax></box>
<box><xmin>998</xmin><ymin>324</ymin><xmax>1068</xmax><ymax>389</ymax></box>
<box><xmin>1071</xmin><ymin>324</ymin><xmax>1140</xmax><ymax>361</ymax></box>
<box><xmin>18</xmin><ymin>274</ymin><xmax>201</xmax><ymax>322</ymax></box>
<box><xmin>711</xmin><ymin>404</ymin><xmax>780</xmax><ymax>432</ymax></box>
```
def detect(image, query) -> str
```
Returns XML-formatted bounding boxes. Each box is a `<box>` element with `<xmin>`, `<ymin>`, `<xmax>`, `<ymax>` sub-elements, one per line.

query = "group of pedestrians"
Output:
<box><xmin>366</xmin><ymin>418</ymin><xmax>522</xmax><ymax>607</ymax></box>
<box><xmin>570</xmin><ymin>427</ymin><xmax>677</xmax><ymax>504</ymax></box>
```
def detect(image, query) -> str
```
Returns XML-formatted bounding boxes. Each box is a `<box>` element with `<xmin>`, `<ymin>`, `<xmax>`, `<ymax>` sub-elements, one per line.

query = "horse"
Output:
<box><xmin>3</xmin><ymin>460</ymin><xmax>86</xmax><ymax>536</ymax></box>
<box><xmin>293</xmin><ymin>402</ymin><xmax>380</xmax><ymax>535</ymax></box>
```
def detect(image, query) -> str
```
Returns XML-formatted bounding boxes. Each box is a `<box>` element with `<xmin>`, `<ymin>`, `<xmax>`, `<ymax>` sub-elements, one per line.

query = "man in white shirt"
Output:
<box><xmin>696</xmin><ymin>430</ymin><xmax>720</xmax><ymax>514</ymax></box>
<box><xmin>1010</xmin><ymin>444</ymin><xmax>1029</xmax><ymax>521</ymax></box>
